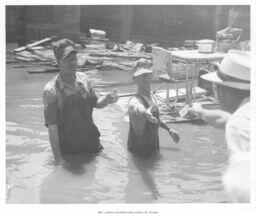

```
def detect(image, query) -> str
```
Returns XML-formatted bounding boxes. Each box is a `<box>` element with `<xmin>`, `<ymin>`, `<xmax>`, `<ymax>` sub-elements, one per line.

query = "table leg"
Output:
<box><xmin>185</xmin><ymin>62</ymin><xmax>189</xmax><ymax>104</ymax></box>
<box><xmin>191</xmin><ymin>63</ymin><xmax>199</xmax><ymax>102</ymax></box>
<box><xmin>166</xmin><ymin>83</ymin><xmax>170</xmax><ymax>105</ymax></box>
<box><xmin>188</xmin><ymin>63</ymin><xmax>195</xmax><ymax>104</ymax></box>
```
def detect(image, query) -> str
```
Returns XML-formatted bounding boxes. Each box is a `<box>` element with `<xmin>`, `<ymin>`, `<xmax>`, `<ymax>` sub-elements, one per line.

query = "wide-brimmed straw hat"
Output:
<box><xmin>201</xmin><ymin>50</ymin><xmax>250</xmax><ymax>91</ymax></box>
<box><xmin>133</xmin><ymin>59</ymin><xmax>153</xmax><ymax>78</ymax></box>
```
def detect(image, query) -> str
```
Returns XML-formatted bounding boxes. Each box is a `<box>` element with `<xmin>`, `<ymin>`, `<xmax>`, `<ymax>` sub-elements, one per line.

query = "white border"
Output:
<box><xmin>1</xmin><ymin>1</ymin><xmax>256</xmax><ymax>215</ymax></box>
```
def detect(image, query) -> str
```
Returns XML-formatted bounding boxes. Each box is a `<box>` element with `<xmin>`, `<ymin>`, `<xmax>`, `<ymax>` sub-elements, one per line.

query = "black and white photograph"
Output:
<box><xmin>2</xmin><ymin>1</ymin><xmax>255</xmax><ymax>213</ymax></box>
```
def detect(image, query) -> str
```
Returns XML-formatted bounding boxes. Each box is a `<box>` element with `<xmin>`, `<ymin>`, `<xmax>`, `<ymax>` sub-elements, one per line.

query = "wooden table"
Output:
<box><xmin>170</xmin><ymin>50</ymin><xmax>226</xmax><ymax>103</ymax></box>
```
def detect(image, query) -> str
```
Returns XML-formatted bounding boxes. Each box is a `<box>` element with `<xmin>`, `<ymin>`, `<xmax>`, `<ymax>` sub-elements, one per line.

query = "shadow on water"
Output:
<box><xmin>189</xmin><ymin>120</ymin><xmax>208</xmax><ymax>126</ymax></box>
<box><xmin>62</xmin><ymin>154</ymin><xmax>97</xmax><ymax>175</ymax></box>
<box><xmin>39</xmin><ymin>154</ymin><xmax>98</xmax><ymax>203</ymax></box>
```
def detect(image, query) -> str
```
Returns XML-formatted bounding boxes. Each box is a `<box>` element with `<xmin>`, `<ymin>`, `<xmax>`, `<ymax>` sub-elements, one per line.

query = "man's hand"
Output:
<box><xmin>145</xmin><ymin>105</ymin><xmax>158</xmax><ymax>124</ymax></box>
<box><xmin>187</xmin><ymin>102</ymin><xmax>203</xmax><ymax>118</ymax></box>
<box><xmin>168</xmin><ymin>128</ymin><xmax>180</xmax><ymax>143</ymax></box>
<box><xmin>106</xmin><ymin>89</ymin><xmax>119</xmax><ymax>104</ymax></box>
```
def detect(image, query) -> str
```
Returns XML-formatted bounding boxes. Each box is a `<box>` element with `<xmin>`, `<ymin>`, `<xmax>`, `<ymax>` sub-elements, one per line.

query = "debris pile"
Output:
<box><xmin>8</xmin><ymin>35</ymin><xmax>155</xmax><ymax>74</ymax></box>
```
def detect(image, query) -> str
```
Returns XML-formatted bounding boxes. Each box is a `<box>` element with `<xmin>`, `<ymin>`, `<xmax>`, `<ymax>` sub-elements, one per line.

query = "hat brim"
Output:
<box><xmin>201</xmin><ymin>72</ymin><xmax>250</xmax><ymax>91</ymax></box>
<box><xmin>133</xmin><ymin>68</ymin><xmax>153</xmax><ymax>78</ymax></box>
<box><xmin>63</xmin><ymin>46</ymin><xmax>77</xmax><ymax>59</ymax></box>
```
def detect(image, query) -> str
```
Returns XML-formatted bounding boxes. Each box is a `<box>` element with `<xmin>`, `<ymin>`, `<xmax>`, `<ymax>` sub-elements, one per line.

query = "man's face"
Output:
<box><xmin>136</xmin><ymin>73</ymin><xmax>152</xmax><ymax>88</ymax></box>
<box><xmin>216</xmin><ymin>84</ymin><xmax>246</xmax><ymax>113</ymax></box>
<box><xmin>59</xmin><ymin>52</ymin><xmax>77</xmax><ymax>80</ymax></box>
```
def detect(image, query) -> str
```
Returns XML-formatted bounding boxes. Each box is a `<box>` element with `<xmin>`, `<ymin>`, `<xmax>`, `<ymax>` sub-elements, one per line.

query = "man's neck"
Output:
<box><xmin>60</xmin><ymin>73</ymin><xmax>75</xmax><ymax>86</ymax></box>
<box><xmin>138</xmin><ymin>87</ymin><xmax>151</xmax><ymax>97</ymax></box>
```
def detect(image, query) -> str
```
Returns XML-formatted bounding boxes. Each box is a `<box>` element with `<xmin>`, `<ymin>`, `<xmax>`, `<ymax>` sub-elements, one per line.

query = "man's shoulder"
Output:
<box><xmin>43</xmin><ymin>76</ymin><xmax>58</xmax><ymax>98</ymax></box>
<box><xmin>128</xmin><ymin>96</ymin><xmax>144</xmax><ymax>112</ymax></box>
<box><xmin>129</xmin><ymin>96</ymin><xmax>143</xmax><ymax>105</ymax></box>
<box><xmin>232</xmin><ymin>100</ymin><xmax>250</xmax><ymax>120</ymax></box>
<box><xmin>76</xmin><ymin>72</ymin><xmax>89</xmax><ymax>83</ymax></box>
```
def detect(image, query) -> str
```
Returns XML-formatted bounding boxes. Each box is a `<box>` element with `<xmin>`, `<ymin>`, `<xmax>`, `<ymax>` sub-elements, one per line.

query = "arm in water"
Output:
<box><xmin>188</xmin><ymin>102</ymin><xmax>231</xmax><ymax>129</ymax></box>
<box><xmin>48</xmin><ymin>124</ymin><xmax>64</xmax><ymax>165</ymax></box>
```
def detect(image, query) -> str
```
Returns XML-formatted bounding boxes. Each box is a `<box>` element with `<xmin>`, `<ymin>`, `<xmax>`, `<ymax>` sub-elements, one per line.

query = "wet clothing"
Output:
<box><xmin>43</xmin><ymin>72</ymin><xmax>102</xmax><ymax>155</ymax></box>
<box><xmin>223</xmin><ymin>98</ymin><xmax>250</xmax><ymax>202</ymax></box>
<box><xmin>128</xmin><ymin>94</ymin><xmax>160</xmax><ymax>157</ymax></box>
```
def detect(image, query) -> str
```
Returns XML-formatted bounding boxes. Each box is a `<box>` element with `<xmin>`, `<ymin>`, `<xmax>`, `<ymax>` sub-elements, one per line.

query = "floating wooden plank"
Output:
<box><xmin>102</xmin><ymin>61</ymin><xmax>131</xmax><ymax>72</ymax></box>
<box><xmin>100</xmin><ymin>92</ymin><xmax>135</xmax><ymax>98</ymax></box>
<box><xmin>15</xmin><ymin>56</ymin><xmax>35</xmax><ymax>62</ymax></box>
<box><xmin>14</xmin><ymin>36</ymin><xmax>57</xmax><ymax>53</ymax></box>
<box><xmin>80</xmin><ymin>65</ymin><xmax>109</xmax><ymax>71</ymax></box>
<box><xmin>27</xmin><ymin>65</ymin><xmax>110</xmax><ymax>74</ymax></box>
<box><xmin>161</xmin><ymin>116</ymin><xmax>203</xmax><ymax>123</ymax></box>
<box><xmin>89</xmin><ymin>52</ymin><xmax>151</xmax><ymax>60</ymax></box>
<box><xmin>28</xmin><ymin>68</ymin><xmax>60</xmax><ymax>74</ymax></box>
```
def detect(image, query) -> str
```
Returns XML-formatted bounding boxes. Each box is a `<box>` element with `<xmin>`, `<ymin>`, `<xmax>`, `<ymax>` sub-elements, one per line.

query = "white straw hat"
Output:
<box><xmin>201</xmin><ymin>50</ymin><xmax>250</xmax><ymax>90</ymax></box>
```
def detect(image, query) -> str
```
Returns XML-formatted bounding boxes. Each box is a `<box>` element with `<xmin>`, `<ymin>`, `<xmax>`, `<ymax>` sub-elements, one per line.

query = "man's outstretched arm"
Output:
<box><xmin>188</xmin><ymin>103</ymin><xmax>231</xmax><ymax>129</ymax></box>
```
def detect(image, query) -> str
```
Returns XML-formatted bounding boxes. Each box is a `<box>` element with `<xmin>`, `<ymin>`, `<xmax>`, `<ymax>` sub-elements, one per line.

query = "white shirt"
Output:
<box><xmin>225</xmin><ymin>99</ymin><xmax>250</xmax><ymax>163</ymax></box>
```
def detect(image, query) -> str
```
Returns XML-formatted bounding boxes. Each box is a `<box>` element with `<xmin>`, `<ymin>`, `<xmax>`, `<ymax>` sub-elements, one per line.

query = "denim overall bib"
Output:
<box><xmin>128</xmin><ymin>94</ymin><xmax>160</xmax><ymax>157</ymax></box>
<box><xmin>56</xmin><ymin>81</ymin><xmax>103</xmax><ymax>156</ymax></box>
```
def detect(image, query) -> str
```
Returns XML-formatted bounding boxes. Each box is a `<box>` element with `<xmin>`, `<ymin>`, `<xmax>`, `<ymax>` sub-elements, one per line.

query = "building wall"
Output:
<box><xmin>80</xmin><ymin>5</ymin><xmax>124</xmax><ymax>41</ymax></box>
<box><xmin>6</xmin><ymin>5</ymin><xmax>250</xmax><ymax>45</ymax></box>
<box><xmin>80</xmin><ymin>5</ymin><xmax>231</xmax><ymax>46</ymax></box>
<box><xmin>6</xmin><ymin>6</ymin><xmax>17</xmax><ymax>42</ymax></box>
<box><xmin>6</xmin><ymin>5</ymin><xmax>81</xmax><ymax>43</ymax></box>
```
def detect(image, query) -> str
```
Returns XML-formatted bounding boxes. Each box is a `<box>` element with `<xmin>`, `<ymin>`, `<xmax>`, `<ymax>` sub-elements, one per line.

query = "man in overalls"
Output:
<box><xmin>43</xmin><ymin>39</ymin><xmax>118</xmax><ymax>164</ymax></box>
<box><xmin>128</xmin><ymin>60</ymin><xmax>180</xmax><ymax>157</ymax></box>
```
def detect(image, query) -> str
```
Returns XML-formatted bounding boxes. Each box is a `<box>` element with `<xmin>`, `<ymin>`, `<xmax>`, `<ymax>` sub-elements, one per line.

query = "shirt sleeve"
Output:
<box><xmin>43</xmin><ymin>90</ymin><xmax>58</xmax><ymax>127</ymax></box>
<box><xmin>225</xmin><ymin>102</ymin><xmax>250</xmax><ymax>155</ymax></box>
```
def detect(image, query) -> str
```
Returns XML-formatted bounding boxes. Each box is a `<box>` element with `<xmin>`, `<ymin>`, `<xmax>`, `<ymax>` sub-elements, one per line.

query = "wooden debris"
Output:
<box><xmin>89</xmin><ymin>52</ymin><xmax>151</xmax><ymax>60</ymax></box>
<box><xmin>27</xmin><ymin>64</ymin><xmax>111</xmax><ymax>74</ymax></box>
<box><xmin>14</xmin><ymin>36</ymin><xmax>57</xmax><ymax>53</ymax></box>
<box><xmin>27</xmin><ymin>68</ymin><xmax>60</xmax><ymax>74</ymax></box>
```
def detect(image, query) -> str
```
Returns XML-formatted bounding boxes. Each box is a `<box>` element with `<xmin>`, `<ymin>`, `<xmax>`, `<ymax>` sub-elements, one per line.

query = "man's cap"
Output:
<box><xmin>53</xmin><ymin>39</ymin><xmax>77</xmax><ymax>60</ymax></box>
<box><xmin>201</xmin><ymin>49</ymin><xmax>250</xmax><ymax>91</ymax></box>
<box><xmin>133</xmin><ymin>58</ymin><xmax>153</xmax><ymax>78</ymax></box>
<box><xmin>133</xmin><ymin>68</ymin><xmax>153</xmax><ymax>78</ymax></box>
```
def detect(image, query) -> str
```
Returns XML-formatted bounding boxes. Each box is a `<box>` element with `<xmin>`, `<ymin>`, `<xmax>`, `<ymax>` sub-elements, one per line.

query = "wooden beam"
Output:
<box><xmin>14</xmin><ymin>36</ymin><xmax>57</xmax><ymax>53</ymax></box>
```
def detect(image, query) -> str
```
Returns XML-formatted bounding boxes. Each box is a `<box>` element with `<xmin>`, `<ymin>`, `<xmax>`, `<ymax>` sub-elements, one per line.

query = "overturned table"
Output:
<box><xmin>170</xmin><ymin>50</ymin><xmax>226</xmax><ymax>104</ymax></box>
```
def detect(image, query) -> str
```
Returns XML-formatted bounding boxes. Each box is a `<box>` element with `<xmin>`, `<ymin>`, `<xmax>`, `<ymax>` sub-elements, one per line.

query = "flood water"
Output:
<box><xmin>6</xmin><ymin>46</ymin><xmax>229</xmax><ymax>203</ymax></box>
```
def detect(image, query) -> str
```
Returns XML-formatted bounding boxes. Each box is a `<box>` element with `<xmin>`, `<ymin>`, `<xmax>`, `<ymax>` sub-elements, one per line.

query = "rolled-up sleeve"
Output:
<box><xmin>43</xmin><ymin>90</ymin><xmax>58</xmax><ymax>127</ymax></box>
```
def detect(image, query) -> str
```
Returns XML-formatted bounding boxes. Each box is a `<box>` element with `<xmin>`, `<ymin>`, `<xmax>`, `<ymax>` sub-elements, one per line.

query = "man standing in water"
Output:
<box><xmin>128</xmin><ymin>59</ymin><xmax>180</xmax><ymax>157</ymax></box>
<box><xmin>187</xmin><ymin>50</ymin><xmax>250</xmax><ymax>202</ymax></box>
<box><xmin>43</xmin><ymin>39</ymin><xmax>118</xmax><ymax>164</ymax></box>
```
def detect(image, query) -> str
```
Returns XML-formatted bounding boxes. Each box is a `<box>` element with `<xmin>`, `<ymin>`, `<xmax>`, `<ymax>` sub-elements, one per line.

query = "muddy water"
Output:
<box><xmin>6</xmin><ymin>58</ymin><xmax>228</xmax><ymax>203</ymax></box>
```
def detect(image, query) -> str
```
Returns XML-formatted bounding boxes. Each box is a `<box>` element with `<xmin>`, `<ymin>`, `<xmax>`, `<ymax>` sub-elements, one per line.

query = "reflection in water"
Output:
<box><xmin>125</xmin><ymin>152</ymin><xmax>161</xmax><ymax>202</ymax></box>
<box><xmin>40</xmin><ymin>155</ymin><xmax>97</xmax><ymax>203</ymax></box>
<box><xmin>6</xmin><ymin>60</ymin><xmax>228</xmax><ymax>203</ymax></box>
